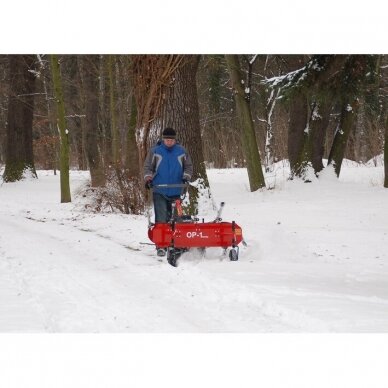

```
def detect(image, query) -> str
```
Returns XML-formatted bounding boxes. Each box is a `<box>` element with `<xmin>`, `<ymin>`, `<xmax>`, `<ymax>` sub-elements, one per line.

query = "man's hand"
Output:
<box><xmin>145</xmin><ymin>177</ymin><xmax>153</xmax><ymax>190</ymax></box>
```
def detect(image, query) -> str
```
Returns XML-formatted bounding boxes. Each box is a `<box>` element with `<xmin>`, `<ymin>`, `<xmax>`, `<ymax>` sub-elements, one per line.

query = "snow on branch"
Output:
<box><xmin>261</xmin><ymin>56</ymin><xmax>327</xmax><ymax>92</ymax></box>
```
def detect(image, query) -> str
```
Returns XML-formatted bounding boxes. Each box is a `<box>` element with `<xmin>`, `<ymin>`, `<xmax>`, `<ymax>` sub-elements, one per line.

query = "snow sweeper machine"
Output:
<box><xmin>147</xmin><ymin>183</ymin><xmax>245</xmax><ymax>267</ymax></box>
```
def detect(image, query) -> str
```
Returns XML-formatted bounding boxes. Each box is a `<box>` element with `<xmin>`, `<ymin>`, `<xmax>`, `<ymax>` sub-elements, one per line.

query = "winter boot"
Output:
<box><xmin>157</xmin><ymin>248</ymin><xmax>167</xmax><ymax>257</ymax></box>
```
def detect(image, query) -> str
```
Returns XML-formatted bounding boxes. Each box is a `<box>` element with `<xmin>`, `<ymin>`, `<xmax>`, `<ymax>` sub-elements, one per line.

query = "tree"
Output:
<box><xmin>108</xmin><ymin>55</ymin><xmax>120</xmax><ymax>166</ymax></box>
<box><xmin>132</xmin><ymin>55</ymin><xmax>185</xmax><ymax>168</ymax></box>
<box><xmin>262</xmin><ymin>55</ymin><xmax>379</xmax><ymax>179</ymax></box>
<box><xmin>225</xmin><ymin>54</ymin><xmax>266</xmax><ymax>191</ymax></box>
<box><xmin>288</xmin><ymin>90</ymin><xmax>309</xmax><ymax>178</ymax></box>
<box><xmin>78</xmin><ymin>55</ymin><xmax>106</xmax><ymax>187</ymax></box>
<box><xmin>327</xmin><ymin>100</ymin><xmax>360</xmax><ymax>176</ymax></box>
<box><xmin>197</xmin><ymin>55</ymin><xmax>242</xmax><ymax>168</ymax></box>
<box><xmin>126</xmin><ymin>92</ymin><xmax>138</xmax><ymax>175</ymax></box>
<box><xmin>161</xmin><ymin>55</ymin><xmax>211</xmax><ymax>213</ymax></box>
<box><xmin>3</xmin><ymin>55</ymin><xmax>37</xmax><ymax>182</ymax></box>
<box><xmin>64</xmin><ymin>55</ymin><xmax>86</xmax><ymax>170</ymax></box>
<box><xmin>381</xmin><ymin>56</ymin><xmax>388</xmax><ymax>188</ymax></box>
<box><xmin>327</xmin><ymin>56</ymin><xmax>376</xmax><ymax>176</ymax></box>
<box><xmin>50</xmin><ymin>55</ymin><xmax>71</xmax><ymax>203</ymax></box>
<box><xmin>384</xmin><ymin>118</ymin><xmax>388</xmax><ymax>188</ymax></box>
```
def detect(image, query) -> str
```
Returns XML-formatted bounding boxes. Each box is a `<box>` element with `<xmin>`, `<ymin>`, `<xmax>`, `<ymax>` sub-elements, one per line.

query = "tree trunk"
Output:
<box><xmin>126</xmin><ymin>92</ymin><xmax>139</xmax><ymax>176</ymax></box>
<box><xmin>67</xmin><ymin>55</ymin><xmax>85</xmax><ymax>170</ymax></box>
<box><xmin>79</xmin><ymin>55</ymin><xmax>106</xmax><ymax>187</ymax></box>
<box><xmin>161</xmin><ymin>55</ymin><xmax>211</xmax><ymax>213</ymax></box>
<box><xmin>264</xmin><ymin>88</ymin><xmax>279</xmax><ymax>172</ymax></box>
<box><xmin>108</xmin><ymin>55</ymin><xmax>120</xmax><ymax>166</ymax></box>
<box><xmin>50</xmin><ymin>55</ymin><xmax>71</xmax><ymax>203</ymax></box>
<box><xmin>327</xmin><ymin>100</ymin><xmax>360</xmax><ymax>177</ymax></box>
<box><xmin>36</xmin><ymin>54</ymin><xmax>58</xmax><ymax>174</ymax></box>
<box><xmin>207</xmin><ymin>55</ymin><xmax>227</xmax><ymax>168</ymax></box>
<box><xmin>288</xmin><ymin>91</ymin><xmax>308</xmax><ymax>178</ymax></box>
<box><xmin>293</xmin><ymin>99</ymin><xmax>332</xmax><ymax>179</ymax></box>
<box><xmin>310</xmin><ymin>99</ymin><xmax>331</xmax><ymax>173</ymax></box>
<box><xmin>3</xmin><ymin>55</ymin><xmax>37</xmax><ymax>182</ymax></box>
<box><xmin>384</xmin><ymin>115</ymin><xmax>388</xmax><ymax>188</ymax></box>
<box><xmin>225</xmin><ymin>54</ymin><xmax>266</xmax><ymax>191</ymax></box>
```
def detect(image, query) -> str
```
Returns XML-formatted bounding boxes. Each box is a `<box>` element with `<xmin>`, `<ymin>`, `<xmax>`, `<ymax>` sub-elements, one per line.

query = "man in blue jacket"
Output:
<box><xmin>143</xmin><ymin>127</ymin><xmax>193</xmax><ymax>255</ymax></box>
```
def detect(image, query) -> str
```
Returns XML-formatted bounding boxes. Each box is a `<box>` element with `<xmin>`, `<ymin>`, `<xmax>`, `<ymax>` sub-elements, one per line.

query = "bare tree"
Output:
<box><xmin>132</xmin><ymin>55</ymin><xmax>185</xmax><ymax>169</ymax></box>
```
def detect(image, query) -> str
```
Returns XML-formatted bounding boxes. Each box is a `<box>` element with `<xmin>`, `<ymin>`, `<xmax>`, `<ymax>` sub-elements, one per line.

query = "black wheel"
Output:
<box><xmin>167</xmin><ymin>248</ymin><xmax>182</xmax><ymax>267</ymax></box>
<box><xmin>168</xmin><ymin>255</ymin><xmax>177</xmax><ymax>267</ymax></box>
<box><xmin>229</xmin><ymin>248</ymin><xmax>239</xmax><ymax>261</ymax></box>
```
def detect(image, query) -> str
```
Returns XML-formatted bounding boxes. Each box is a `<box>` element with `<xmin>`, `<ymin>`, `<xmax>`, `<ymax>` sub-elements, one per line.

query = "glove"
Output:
<box><xmin>182</xmin><ymin>177</ymin><xmax>189</xmax><ymax>185</ymax></box>
<box><xmin>145</xmin><ymin>178</ymin><xmax>152</xmax><ymax>190</ymax></box>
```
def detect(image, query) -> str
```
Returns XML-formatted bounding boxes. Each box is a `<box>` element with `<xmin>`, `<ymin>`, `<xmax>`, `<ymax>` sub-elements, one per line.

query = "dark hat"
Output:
<box><xmin>162</xmin><ymin>127</ymin><xmax>176</xmax><ymax>139</ymax></box>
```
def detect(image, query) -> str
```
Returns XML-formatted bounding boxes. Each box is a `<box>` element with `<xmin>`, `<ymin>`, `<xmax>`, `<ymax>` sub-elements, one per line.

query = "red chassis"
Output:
<box><xmin>148</xmin><ymin>221</ymin><xmax>243</xmax><ymax>249</ymax></box>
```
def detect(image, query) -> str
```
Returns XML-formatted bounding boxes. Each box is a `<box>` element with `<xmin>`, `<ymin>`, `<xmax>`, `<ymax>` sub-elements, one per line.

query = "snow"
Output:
<box><xmin>0</xmin><ymin>162</ymin><xmax>387</xmax><ymax>333</ymax></box>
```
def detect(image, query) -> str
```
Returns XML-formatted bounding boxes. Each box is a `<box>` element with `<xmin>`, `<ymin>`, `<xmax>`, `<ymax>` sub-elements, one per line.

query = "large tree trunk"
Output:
<box><xmin>293</xmin><ymin>99</ymin><xmax>332</xmax><ymax>179</ymax></box>
<box><xmin>161</xmin><ymin>55</ymin><xmax>211</xmax><ymax>213</ymax></box>
<box><xmin>310</xmin><ymin>99</ymin><xmax>331</xmax><ymax>173</ymax></box>
<box><xmin>384</xmin><ymin>115</ymin><xmax>388</xmax><ymax>188</ymax></box>
<box><xmin>327</xmin><ymin>100</ymin><xmax>360</xmax><ymax>176</ymax></box>
<box><xmin>50</xmin><ymin>55</ymin><xmax>71</xmax><ymax>203</ymax></box>
<box><xmin>79</xmin><ymin>55</ymin><xmax>106</xmax><ymax>187</ymax></box>
<box><xmin>225</xmin><ymin>54</ymin><xmax>266</xmax><ymax>191</ymax></box>
<box><xmin>288</xmin><ymin>91</ymin><xmax>309</xmax><ymax>178</ymax></box>
<box><xmin>3</xmin><ymin>55</ymin><xmax>37</xmax><ymax>182</ymax></box>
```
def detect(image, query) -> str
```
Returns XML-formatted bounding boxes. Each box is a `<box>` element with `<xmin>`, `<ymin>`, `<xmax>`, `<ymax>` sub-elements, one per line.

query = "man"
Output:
<box><xmin>143</xmin><ymin>127</ymin><xmax>193</xmax><ymax>256</ymax></box>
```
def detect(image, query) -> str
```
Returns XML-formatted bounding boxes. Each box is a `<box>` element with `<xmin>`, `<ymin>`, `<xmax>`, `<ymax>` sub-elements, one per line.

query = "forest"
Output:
<box><xmin>0</xmin><ymin>54</ymin><xmax>387</xmax><ymax>213</ymax></box>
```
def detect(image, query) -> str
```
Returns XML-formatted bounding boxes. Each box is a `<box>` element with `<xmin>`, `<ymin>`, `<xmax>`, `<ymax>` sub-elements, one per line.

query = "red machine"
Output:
<box><xmin>148</xmin><ymin>184</ymin><xmax>244</xmax><ymax>266</ymax></box>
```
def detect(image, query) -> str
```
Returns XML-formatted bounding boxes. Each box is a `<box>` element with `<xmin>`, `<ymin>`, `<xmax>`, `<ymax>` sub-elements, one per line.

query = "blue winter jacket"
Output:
<box><xmin>143</xmin><ymin>142</ymin><xmax>193</xmax><ymax>197</ymax></box>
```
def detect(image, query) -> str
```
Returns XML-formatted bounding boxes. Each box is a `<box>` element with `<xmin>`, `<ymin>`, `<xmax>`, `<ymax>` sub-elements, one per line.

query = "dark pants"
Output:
<box><xmin>153</xmin><ymin>192</ymin><xmax>179</xmax><ymax>223</ymax></box>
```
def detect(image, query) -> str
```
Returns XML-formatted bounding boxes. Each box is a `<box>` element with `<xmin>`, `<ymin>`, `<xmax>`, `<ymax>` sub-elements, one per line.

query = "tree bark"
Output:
<box><xmin>288</xmin><ymin>91</ymin><xmax>309</xmax><ymax>178</ymax></box>
<box><xmin>310</xmin><ymin>99</ymin><xmax>331</xmax><ymax>173</ymax></box>
<box><xmin>161</xmin><ymin>55</ymin><xmax>210</xmax><ymax>213</ymax></box>
<box><xmin>293</xmin><ymin>99</ymin><xmax>332</xmax><ymax>179</ymax></box>
<box><xmin>125</xmin><ymin>92</ymin><xmax>139</xmax><ymax>175</ymax></box>
<box><xmin>225</xmin><ymin>54</ymin><xmax>266</xmax><ymax>191</ymax></box>
<box><xmin>3</xmin><ymin>55</ymin><xmax>37</xmax><ymax>182</ymax></box>
<box><xmin>50</xmin><ymin>55</ymin><xmax>71</xmax><ymax>203</ymax></box>
<box><xmin>108</xmin><ymin>55</ymin><xmax>120</xmax><ymax>166</ymax></box>
<box><xmin>384</xmin><ymin>114</ymin><xmax>388</xmax><ymax>188</ymax></box>
<box><xmin>327</xmin><ymin>100</ymin><xmax>360</xmax><ymax>177</ymax></box>
<box><xmin>66</xmin><ymin>55</ymin><xmax>85</xmax><ymax>170</ymax></box>
<box><xmin>79</xmin><ymin>55</ymin><xmax>106</xmax><ymax>187</ymax></box>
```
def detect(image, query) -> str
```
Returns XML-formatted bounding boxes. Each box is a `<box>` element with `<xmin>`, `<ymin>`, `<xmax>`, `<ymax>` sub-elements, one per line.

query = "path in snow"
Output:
<box><xmin>0</xmin><ymin>165</ymin><xmax>387</xmax><ymax>332</ymax></box>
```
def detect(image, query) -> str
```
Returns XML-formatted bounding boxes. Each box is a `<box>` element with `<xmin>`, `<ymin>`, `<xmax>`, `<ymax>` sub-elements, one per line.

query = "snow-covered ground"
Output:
<box><xmin>0</xmin><ymin>161</ymin><xmax>387</xmax><ymax>332</ymax></box>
